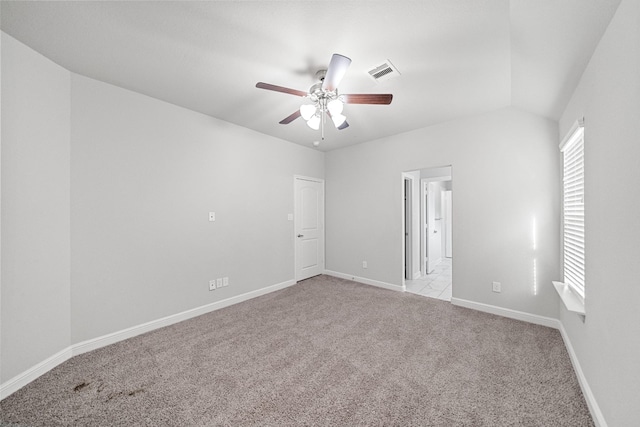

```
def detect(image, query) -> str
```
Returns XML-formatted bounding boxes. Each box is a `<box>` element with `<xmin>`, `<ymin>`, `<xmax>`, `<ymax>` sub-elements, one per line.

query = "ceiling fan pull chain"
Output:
<box><xmin>321</xmin><ymin>97</ymin><xmax>326</xmax><ymax>140</ymax></box>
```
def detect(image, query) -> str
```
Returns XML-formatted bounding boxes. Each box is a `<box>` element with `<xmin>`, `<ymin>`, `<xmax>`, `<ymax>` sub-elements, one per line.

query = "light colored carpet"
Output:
<box><xmin>0</xmin><ymin>275</ymin><xmax>593</xmax><ymax>426</ymax></box>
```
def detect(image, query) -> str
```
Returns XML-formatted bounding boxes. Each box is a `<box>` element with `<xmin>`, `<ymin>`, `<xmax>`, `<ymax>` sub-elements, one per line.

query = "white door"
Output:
<box><xmin>444</xmin><ymin>190</ymin><xmax>453</xmax><ymax>258</ymax></box>
<box><xmin>421</xmin><ymin>181</ymin><xmax>428</xmax><ymax>275</ymax></box>
<box><xmin>426</xmin><ymin>182</ymin><xmax>437</xmax><ymax>274</ymax></box>
<box><xmin>295</xmin><ymin>177</ymin><xmax>324</xmax><ymax>281</ymax></box>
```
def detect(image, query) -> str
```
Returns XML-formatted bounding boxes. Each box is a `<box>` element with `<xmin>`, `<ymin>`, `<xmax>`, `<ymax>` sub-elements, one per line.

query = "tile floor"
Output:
<box><xmin>405</xmin><ymin>258</ymin><xmax>452</xmax><ymax>301</ymax></box>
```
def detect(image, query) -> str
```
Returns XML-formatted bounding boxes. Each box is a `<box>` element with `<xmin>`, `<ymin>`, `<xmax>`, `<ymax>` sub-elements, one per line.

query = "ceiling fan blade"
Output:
<box><xmin>322</xmin><ymin>54</ymin><xmax>352</xmax><ymax>92</ymax></box>
<box><xmin>342</xmin><ymin>94</ymin><xmax>393</xmax><ymax>105</ymax></box>
<box><xmin>256</xmin><ymin>82</ymin><xmax>308</xmax><ymax>97</ymax></box>
<box><xmin>279</xmin><ymin>110</ymin><xmax>301</xmax><ymax>124</ymax></box>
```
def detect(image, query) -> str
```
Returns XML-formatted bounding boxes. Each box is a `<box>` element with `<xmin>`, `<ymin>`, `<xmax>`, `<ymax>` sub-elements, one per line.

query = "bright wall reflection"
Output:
<box><xmin>532</xmin><ymin>216</ymin><xmax>538</xmax><ymax>295</ymax></box>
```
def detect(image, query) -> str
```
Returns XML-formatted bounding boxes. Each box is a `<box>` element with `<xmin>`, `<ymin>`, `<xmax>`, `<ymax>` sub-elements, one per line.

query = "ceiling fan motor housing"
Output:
<box><xmin>308</xmin><ymin>83</ymin><xmax>340</xmax><ymax>108</ymax></box>
<box><xmin>315</xmin><ymin>69</ymin><xmax>327</xmax><ymax>82</ymax></box>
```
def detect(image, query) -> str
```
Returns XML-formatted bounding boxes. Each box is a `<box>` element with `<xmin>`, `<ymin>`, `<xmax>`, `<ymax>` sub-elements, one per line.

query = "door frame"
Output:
<box><xmin>405</xmin><ymin>177</ymin><xmax>412</xmax><ymax>281</ymax></box>
<box><xmin>402</xmin><ymin>173</ymin><xmax>416</xmax><ymax>284</ymax></box>
<box><xmin>421</xmin><ymin>180</ymin><xmax>428</xmax><ymax>276</ymax></box>
<box><xmin>294</xmin><ymin>175</ymin><xmax>325</xmax><ymax>281</ymax></box>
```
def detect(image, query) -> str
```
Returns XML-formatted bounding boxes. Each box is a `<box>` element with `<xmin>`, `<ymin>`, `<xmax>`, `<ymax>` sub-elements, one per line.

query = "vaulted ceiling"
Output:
<box><xmin>1</xmin><ymin>1</ymin><xmax>621</xmax><ymax>151</ymax></box>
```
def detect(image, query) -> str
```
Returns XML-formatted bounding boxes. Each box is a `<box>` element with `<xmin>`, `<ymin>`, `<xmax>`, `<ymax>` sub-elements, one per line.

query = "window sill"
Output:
<box><xmin>552</xmin><ymin>281</ymin><xmax>585</xmax><ymax>316</ymax></box>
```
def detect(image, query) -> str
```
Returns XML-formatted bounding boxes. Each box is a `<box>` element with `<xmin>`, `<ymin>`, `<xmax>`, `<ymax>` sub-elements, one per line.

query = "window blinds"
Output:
<box><xmin>561</xmin><ymin>121</ymin><xmax>585</xmax><ymax>299</ymax></box>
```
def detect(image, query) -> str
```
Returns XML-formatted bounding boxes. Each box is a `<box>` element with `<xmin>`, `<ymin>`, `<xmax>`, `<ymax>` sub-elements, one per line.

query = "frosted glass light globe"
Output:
<box><xmin>331</xmin><ymin>113</ymin><xmax>347</xmax><ymax>127</ymax></box>
<box><xmin>327</xmin><ymin>99</ymin><xmax>343</xmax><ymax>115</ymax></box>
<box><xmin>307</xmin><ymin>115</ymin><xmax>321</xmax><ymax>130</ymax></box>
<box><xmin>300</xmin><ymin>104</ymin><xmax>317</xmax><ymax>121</ymax></box>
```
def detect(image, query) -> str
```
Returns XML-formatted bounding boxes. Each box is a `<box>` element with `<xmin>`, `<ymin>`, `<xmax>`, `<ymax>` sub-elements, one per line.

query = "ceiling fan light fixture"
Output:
<box><xmin>331</xmin><ymin>113</ymin><xmax>347</xmax><ymax>128</ymax></box>
<box><xmin>256</xmin><ymin>53</ymin><xmax>393</xmax><ymax>139</ymax></box>
<box><xmin>300</xmin><ymin>104</ymin><xmax>317</xmax><ymax>121</ymax></box>
<box><xmin>327</xmin><ymin>99</ymin><xmax>343</xmax><ymax>115</ymax></box>
<box><xmin>307</xmin><ymin>115</ymin><xmax>321</xmax><ymax>130</ymax></box>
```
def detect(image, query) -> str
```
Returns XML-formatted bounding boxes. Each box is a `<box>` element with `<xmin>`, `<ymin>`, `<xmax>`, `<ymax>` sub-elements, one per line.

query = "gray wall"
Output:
<box><xmin>558</xmin><ymin>0</ymin><xmax>640</xmax><ymax>423</ymax></box>
<box><xmin>326</xmin><ymin>107</ymin><xmax>561</xmax><ymax>318</ymax></box>
<box><xmin>1</xmin><ymin>33</ymin><xmax>324</xmax><ymax>382</ymax></box>
<box><xmin>70</xmin><ymin>74</ymin><xmax>324</xmax><ymax>342</ymax></box>
<box><xmin>1</xmin><ymin>33</ymin><xmax>71</xmax><ymax>382</ymax></box>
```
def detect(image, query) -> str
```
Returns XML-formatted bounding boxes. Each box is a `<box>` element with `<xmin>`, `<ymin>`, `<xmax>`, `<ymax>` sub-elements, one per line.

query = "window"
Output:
<box><xmin>560</xmin><ymin>119</ymin><xmax>585</xmax><ymax>300</ymax></box>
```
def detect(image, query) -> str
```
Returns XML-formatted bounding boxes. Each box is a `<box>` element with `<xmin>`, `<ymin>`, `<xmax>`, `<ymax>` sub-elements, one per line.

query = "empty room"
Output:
<box><xmin>1</xmin><ymin>1</ymin><xmax>638</xmax><ymax>425</ymax></box>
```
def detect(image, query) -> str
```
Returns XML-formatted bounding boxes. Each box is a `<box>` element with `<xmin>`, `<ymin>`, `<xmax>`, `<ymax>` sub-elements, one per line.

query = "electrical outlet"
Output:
<box><xmin>362</xmin><ymin>261</ymin><xmax>368</xmax><ymax>269</ymax></box>
<box><xmin>209</xmin><ymin>280</ymin><xmax>216</xmax><ymax>291</ymax></box>
<box><xmin>492</xmin><ymin>281</ymin><xmax>501</xmax><ymax>293</ymax></box>
<box><xmin>223</xmin><ymin>277</ymin><xmax>229</xmax><ymax>287</ymax></box>
<box><xmin>217</xmin><ymin>278</ymin><xmax>223</xmax><ymax>289</ymax></box>
<box><xmin>209</xmin><ymin>212</ymin><xmax>215</xmax><ymax>222</ymax></box>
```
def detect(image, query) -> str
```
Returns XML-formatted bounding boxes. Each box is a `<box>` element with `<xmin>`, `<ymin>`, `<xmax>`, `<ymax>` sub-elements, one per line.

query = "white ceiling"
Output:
<box><xmin>1</xmin><ymin>1</ymin><xmax>621</xmax><ymax>151</ymax></box>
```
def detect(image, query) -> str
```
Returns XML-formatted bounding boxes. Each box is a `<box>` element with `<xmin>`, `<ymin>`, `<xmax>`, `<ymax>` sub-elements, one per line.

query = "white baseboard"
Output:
<box><xmin>0</xmin><ymin>278</ymin><xmax>296</xmax><ymax>400</ymax></box>
<box><xmin>0</xmin><ymin>347</ymin><xmax>73</xmax><ymax>400</ymax></box>
<box><xmin>72</xmin><ymin>278</ymin><xmax>296</xmax><ymax>356</ymax></box>
<box><xmin>324</xmin><ymin>270</ymin><xmax>403</xmax><ymax>292</ymax></box>
<box><xmin>557</xmin><ymin>323</ymin><xmax>607</xmax><ymax>427</ymax></box>
<box><xmin>450</xmin><ymin>297</ymin><xmax>560</xmax><ymax>329</ymax></box>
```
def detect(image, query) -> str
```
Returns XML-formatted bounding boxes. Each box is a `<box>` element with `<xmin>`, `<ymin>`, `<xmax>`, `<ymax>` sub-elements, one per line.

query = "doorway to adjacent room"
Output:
<box><xmin>402</xmin><ymin>166</ymin><xmax>453</xmax><ymax>301</ymax></box>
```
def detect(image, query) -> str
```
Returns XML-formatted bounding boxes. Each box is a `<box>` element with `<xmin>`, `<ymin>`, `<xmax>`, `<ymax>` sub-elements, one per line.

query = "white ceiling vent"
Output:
<box><xmin>367</xmin><ymin>60</ymin><xmax>400</xmax><ymax>82</ymax></box>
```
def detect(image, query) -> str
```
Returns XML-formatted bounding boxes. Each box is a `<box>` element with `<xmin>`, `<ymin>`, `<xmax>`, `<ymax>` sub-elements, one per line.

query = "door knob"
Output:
<box><xmin>297</xmin><ymin>234</ymin><xmax>304</xmax><ymax>238</ymax></box>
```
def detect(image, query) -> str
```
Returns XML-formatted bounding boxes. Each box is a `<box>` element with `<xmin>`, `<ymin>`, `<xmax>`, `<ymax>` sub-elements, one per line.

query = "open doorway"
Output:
<box><xmin>403</xmin><ymin>166</ymin><xmax>453</xmax><ymax>301</ymax></box>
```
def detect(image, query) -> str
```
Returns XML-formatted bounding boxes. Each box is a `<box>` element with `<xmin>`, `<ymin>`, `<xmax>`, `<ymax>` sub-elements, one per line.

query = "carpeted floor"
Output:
<box><xmin>1</xmin><ymin>275</ymin><xmax>593</xmax><ymax>426</ymax></box>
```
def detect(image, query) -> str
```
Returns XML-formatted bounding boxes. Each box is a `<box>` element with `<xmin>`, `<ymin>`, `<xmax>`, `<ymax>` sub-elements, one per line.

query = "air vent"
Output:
<box><xmin>367</xmin><ymin>60</ymin><xmax>400</xmax><ymax>82</ymax></box>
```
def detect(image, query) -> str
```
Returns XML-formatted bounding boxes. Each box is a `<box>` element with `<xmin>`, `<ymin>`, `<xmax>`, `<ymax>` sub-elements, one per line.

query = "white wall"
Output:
<box><xmin>70</xmin><ymin>73</ymin><xmax>324</xmax><ymax>342</ymax></box>
<box><xmin>420</xmin><ymin>166</ymin><xmax>452</xmax><ymax>180</ymax></box>
<box><xmin>326</xmin><ymin>107</ymin><xmax>560</xmax><ymax>318</ymax></box>
<box><xmin>1</xmin><ymin>33</ymin><xmax>71</xmax><ymax>382</ymax></box>
<box><xmin>558</xmin><ymin>0</ymin><xmax>640</xmax><ymax>424</ymax></box>
<box><xmin>1</xmin><ymin>33</ymin><xmax>324</xmax><ymax>386</ymax></box>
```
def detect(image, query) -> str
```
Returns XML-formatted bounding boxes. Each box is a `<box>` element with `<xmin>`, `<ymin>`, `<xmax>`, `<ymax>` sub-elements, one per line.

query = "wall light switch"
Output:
<box><xmin>223</xmin><ymin>277</ymin><xmax>229</xmax><ymax>287</ymax></box>
<box><xmin>216</xmin><ymin>278</ymin><xmax>223</xmax><ymax>288</ymax></box>
<box><xmin>287</xmin><ymin>213</ymin><xmax>293</xmax><ymax>221</ymax></box>
<box><xmin>209</xmin><ymin>212</ymin><xmax>216</xmax><ymax>222</ymax></box>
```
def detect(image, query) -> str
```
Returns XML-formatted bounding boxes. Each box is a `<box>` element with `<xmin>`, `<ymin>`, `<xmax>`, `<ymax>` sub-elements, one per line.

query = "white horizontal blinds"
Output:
<box><xmin>561</xmin><ymin>121</ymin><xmax>585</xmax><ymax>299</ymax></box>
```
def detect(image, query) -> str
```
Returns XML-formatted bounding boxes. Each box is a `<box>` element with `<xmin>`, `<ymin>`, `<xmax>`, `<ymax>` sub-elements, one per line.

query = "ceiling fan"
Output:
<box><xmin>256</xmin><ymin>54</ymin><xmax>393</xmax><ymax>141</ymax></box>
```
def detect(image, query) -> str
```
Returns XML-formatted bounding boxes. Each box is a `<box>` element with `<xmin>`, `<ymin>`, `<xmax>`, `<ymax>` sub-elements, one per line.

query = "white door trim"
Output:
<box><xmin>294</xmin><ymin>175</ymin><xmax>325</xmax><ymax>281</ymax></box>
<box><xmin>421</xmin><ymin>180</ymin><xmax>428</xmax><ymax>276</ymax></box>
<box><xmin>402</xmin><ymin>173</ymin><xmax>416</xmax><ymax>284</ymax></box>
